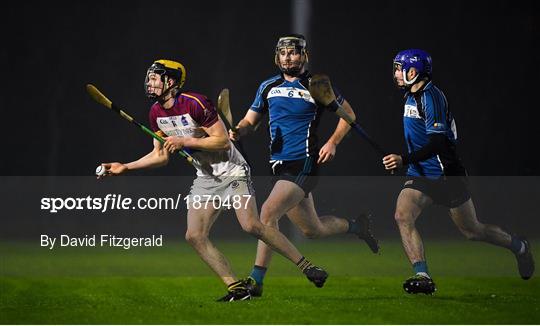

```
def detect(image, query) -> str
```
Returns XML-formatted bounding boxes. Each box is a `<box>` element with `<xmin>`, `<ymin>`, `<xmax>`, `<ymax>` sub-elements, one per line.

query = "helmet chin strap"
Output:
<box><xmin>402</xmin><ymin>68</ymin><xmax>419</xmax><ymax>85</ymax></box>
<box><xmin>156</xmin><ymin>76</ymin><xmax>179</xmax><ymax>104</ymax></box>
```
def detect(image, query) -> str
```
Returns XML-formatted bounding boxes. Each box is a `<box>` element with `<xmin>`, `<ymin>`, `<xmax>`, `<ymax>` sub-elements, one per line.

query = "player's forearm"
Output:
<box><xmin>236</xmin><ymin>118</ymin><xmax>255</xmax><ymax>136</ymax></box>
<box><xmin>182</xmin><ymin>135</ymin><xmax>230</xmax><ymax>152</ymax></box>
<box><xmin>125</xmin><ymin>150</ymin><xmax>169</xmax><ymax>170</ymax></box>
<box><xmin>402</xmin><ymin>133</ymin><xmax>447</xmax><ymax>165</ymax></box>
<box><xmin>327</xmin><ymin>101</ymin><xmax>356</xmax><ymax>145</ymax></box>
<box><xmin>327</xmin><ymin>118</ymin><xmax>352</xmax><ymax>145</ymax></box>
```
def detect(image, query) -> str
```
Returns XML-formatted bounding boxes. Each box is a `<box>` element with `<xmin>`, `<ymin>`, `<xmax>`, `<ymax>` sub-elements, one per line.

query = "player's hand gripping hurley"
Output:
<box><xmin>86</xmin><ymin>84</ymin><xmax>197</xmax><ymax>166</ymax></box>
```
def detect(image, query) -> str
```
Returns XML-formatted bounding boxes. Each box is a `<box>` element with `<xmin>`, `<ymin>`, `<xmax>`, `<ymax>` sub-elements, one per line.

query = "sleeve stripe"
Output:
<box><xmin>253</xmin><ymin>78</ymin><xmax>283</xmax><ymax>112</ymax></box>
<box><xmin>436</xmin><ymin>89</ymin><xmax>444</xmax><ymax>123</ymax></box>
<box><xmin>426</xmin><ymin>88</ymin><xmax>444</xmax><ymax>123</ymax></box>
<box><xmin>180</xmin><ymin>93</ymin><xmax>206</xmax><ymax>110</ymax></box>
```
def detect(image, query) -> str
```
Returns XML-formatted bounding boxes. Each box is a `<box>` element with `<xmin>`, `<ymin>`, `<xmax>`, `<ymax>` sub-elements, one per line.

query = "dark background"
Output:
<box><xmin>1</xmin><ymin>0</ymin><xmax>538</xmax><ymax>177</ymax></box>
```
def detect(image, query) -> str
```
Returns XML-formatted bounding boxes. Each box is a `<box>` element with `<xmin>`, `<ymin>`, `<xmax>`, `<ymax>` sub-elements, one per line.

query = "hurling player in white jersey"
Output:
<box><xmin>98</xmin><ymin>59</ymin><xmax>328</xmax><ymax>301</ymax></box>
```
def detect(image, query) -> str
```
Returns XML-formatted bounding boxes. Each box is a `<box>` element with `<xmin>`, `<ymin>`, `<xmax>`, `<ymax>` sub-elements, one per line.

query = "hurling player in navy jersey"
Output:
<box><xmin>98</xmin><ymin>60</ymin><xmax>334</xmax><ymax>302</ymax></box>
<box><xmin>230</xmin><ymin>34</ymin><xmax>379</xmax><ymax>297</ymax></box>
<box><xmin>383</xmin><ymin>49</ymin><xmax>534</xmax><ymax>294</ymax></box>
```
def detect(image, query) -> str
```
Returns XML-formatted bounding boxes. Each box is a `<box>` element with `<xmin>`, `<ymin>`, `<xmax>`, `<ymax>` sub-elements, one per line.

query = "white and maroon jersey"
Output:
<box><xmin>149</xmin><ymin>92</ymin><xmax>249</xmax><ymax>177</ymax></box>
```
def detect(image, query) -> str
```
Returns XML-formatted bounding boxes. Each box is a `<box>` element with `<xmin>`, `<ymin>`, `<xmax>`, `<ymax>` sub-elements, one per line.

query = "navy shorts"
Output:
<box><xmin>269</xmin><ymin>157</ymin><xmax>318</xmax><ymax>197</ymax></box>
<box><xmin>403</xmin><ymin>176</ymin><xmax>471</xmax><ymax>208</ymax></box>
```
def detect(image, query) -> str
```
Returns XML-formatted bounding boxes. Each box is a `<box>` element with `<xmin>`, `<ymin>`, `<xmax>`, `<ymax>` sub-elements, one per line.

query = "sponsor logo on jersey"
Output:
<box><xmin>181</xmin><ymin>116</ymin><xmax>189</xmax><ymax>126</ymax></box>
<box><xmin>404</xmin><ymin>104</ymin><xmax>421</xmax><ymax>119</ymax></box>
<box><xmin>157</xmin><ymin>114</ymin><xmax>204</xmax><ymax>138</ymax></box>
<box><xmin>268</xmin><ymin>87</ymin><xmax>315</xmax><ymax>104</ymax></box>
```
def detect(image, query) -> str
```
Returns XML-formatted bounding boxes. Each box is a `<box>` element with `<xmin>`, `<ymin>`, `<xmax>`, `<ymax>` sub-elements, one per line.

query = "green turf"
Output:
<box><xmin>1</xmin><ymin>239</ymin><xmax>539</xmax><ymax>324</ymax></box>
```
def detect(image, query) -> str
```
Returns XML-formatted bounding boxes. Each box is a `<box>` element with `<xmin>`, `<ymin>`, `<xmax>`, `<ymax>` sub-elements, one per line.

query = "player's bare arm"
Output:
<box><xmin>100</xmin><ymin>139</ymin><xmax>169</xmax><ymax>178</ymax></box>
<box><xmin>163</xmin><ymin>119</ymin><xmax>230</xmax><ymax>153</ymax></box>
<box><xmin>229</xmin><ymin>110</ymin><xmax>262</xmax><ymax>140</ymax></box>
<box><xmin>318</xmin><ymin>100</ymin><xmax>355</xmax><ymax>164</ymax></box>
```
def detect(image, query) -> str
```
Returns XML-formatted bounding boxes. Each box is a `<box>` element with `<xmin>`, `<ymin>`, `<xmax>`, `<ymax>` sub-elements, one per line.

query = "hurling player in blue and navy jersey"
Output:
<box><xmin>383</xmin><ymin>49</ymin><xmax>534</xmax><ymax>294</ymax></box>
<box><xmin>230</xmin><ymin>34</ymin><xmax>379</xmax><ymax>297</ymax></box>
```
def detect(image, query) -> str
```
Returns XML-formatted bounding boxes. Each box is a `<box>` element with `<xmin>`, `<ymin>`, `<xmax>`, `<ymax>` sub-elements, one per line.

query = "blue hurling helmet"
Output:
<box><xmin>393</xmin><ymin>49</ymin><xmax>432</xmax><ymax>85</ymax></box>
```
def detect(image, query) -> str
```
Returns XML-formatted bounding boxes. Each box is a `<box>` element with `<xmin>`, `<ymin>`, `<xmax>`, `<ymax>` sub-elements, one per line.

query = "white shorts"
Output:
<box><xmin>187</xmin><ymin>175</ymin><xmax>255</xmax><ymax>208</ymax></box>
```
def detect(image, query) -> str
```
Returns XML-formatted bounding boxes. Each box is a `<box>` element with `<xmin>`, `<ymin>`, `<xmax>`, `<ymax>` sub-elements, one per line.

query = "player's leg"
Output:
<box><xmin>286</xmin><ymin>193</ymin><xmax>347</xmax><ymax>238</ymax></box>
<box><xmin>185</xmin><ymin>206</ymin><xmax>233</xmax><ymax>283</ymax></box>
<box><xmin>394</xmin><ymin>188</ymin><xmax>431</xmax><ymax>264</ymax></box>
<box><xmin>260</xmin><ymin>180</ymin><xmax>377</xmax><ymax>273</ymax></box>
<box><xmin>248</xmin><ymin>157</ymin><xmax>377</xmax><ymax>292</ymax></box>
<box><xmin>251</xmin><ymin>158</ymin><xmax>322</xmax><ymax>274</ymax></box>
<box><xmin>185</xmin><ymin>206</ymin><xmax>249</xmax><ymax>301</ymax></box>
<box><xmin>286</xmin><ymin>193</ymin><xmax>376</xmax><ymax>245</ymax></box>
<box><xmin>288</xmin><ymin>194</ymin><xmax>379</xmax><ymax>253</ymax></box>
<box><xmin>394</xmin><ymin>187</ymin><xmax>436</xmax><ymax>294</ymax></box>
<box><xmin>253</xmin><ymin>180</ymin><xmax>305</xmax><ymax>268</ymax></box>
<box><xmin>449</xmin><ymin>198</ymin><xmax>511</xmax><ymax>245</ymax></box>
<box><xmin>234</xmin><ymin>194</ymin><xmax>303</xmax><ymax>264</ymax></box>
<box><xmin>235</xmin><ymin>192</ymin><xmax>315</xmax><ymax>296</ymax></box>
<box><xmin>249</xmin><ymin>180</ymin><xmax>328</xmax><ymax>292</ymax></box>
<box><xmin>449</xmin><ymin>198</ymin><xmax>534</xmax><ymax>280</ymax></box>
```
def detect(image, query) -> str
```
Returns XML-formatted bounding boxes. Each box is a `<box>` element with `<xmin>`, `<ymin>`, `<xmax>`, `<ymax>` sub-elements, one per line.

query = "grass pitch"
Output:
<box><xmin>1</xmin><ymin>239</ymin><xmax>539</xmax><ymax>324</ymax></box>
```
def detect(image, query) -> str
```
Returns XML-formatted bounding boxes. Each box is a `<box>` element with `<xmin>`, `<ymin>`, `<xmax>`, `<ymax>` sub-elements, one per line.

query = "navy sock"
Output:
<box><xmin>347</xmin><ymin>219</ymin><xmax>360</xmax><ymax>234</ymax></box>
<box><xmin>413</xmin><ymin>261</ymin><xmax>429</xmax><ymax>275</ymax></box>
<box><xmin>250</xmin><ymin>265</ymin><xmax>267</xmax><ymax>285</ymax></box>
<box><xmin>510</xmin><ymin>236</ymin><xmax>524</xmax><ymax>255</ymax></box>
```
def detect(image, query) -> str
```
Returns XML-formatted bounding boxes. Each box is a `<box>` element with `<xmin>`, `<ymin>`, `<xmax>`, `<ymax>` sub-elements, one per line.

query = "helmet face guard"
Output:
<box><xmin>274</xmin><ymin>35</ymin><xmax>309</xmax><ymax>77</ymax></box>
<box><xmin>393</xmin><ymin>49</ymin><xmax>432</xmax><ymax>88</ymax></box>
<box><xmin>144</xmin><ymin>60</ymin><xmax>186</xmax><ymax>100</ymax></box>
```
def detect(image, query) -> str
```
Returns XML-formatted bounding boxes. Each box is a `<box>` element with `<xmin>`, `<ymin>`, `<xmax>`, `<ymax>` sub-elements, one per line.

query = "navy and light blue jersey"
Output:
<box><xmin>250</xmin><ymin>72</ymin><xmax>344</xmax><ymax>161</ymax></box>
<box><xmin>403</xmin><ymin>81</ymin><xmax>464</xmax><ymax>178</ymax></box>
